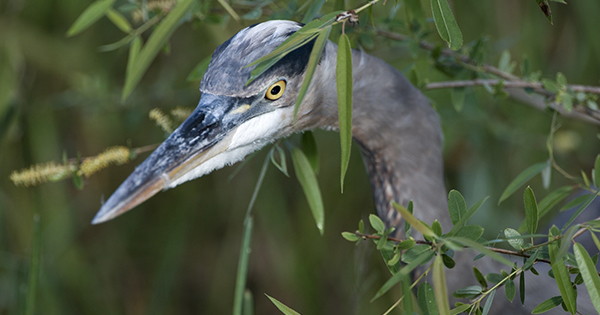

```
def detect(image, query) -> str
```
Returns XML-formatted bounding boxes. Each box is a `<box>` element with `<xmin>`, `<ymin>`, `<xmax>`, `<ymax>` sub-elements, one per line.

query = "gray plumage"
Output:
<box><xmin>94</xmin><ymin>20</ymin><xmax>593</xmax><ymax>314</ymax></box>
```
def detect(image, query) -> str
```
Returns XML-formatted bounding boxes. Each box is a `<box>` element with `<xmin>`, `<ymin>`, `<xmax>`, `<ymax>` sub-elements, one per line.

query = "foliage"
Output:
<box><xmin>2</xmin><ymin>0</ymin><xmax>600</xmax><ymax>314</ymax></box>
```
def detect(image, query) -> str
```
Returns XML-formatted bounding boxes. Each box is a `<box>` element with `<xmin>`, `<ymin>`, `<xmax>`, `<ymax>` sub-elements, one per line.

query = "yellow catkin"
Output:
<box><xmin>149</xmin><ymin>108</ymin><xmax>174</xmax><ymax>134</ymax></box>
<box><xmin>10</xmin><ymin>162</ymin><xmax>73</xmax><ymax>187</ymax></box>
<box><xmin>78</xmin><ymin>146</ymin><xmax>131</xmax><ymax>178</ymax></box>
<box><xmin>170</xmin><ymin>107</ymin><xmax>193</xmax><ymax>122</ymax></box>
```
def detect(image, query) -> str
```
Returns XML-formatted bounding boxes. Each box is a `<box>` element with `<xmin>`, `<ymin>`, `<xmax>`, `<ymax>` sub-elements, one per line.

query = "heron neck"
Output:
<box><xmin>306</xmin><ymin>45</ymin><xmax>449</xmax><ymax>230</ymax></box>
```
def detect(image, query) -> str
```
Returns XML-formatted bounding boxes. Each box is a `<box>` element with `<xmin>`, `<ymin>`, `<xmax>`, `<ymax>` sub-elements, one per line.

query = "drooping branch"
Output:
<box><xmin>374</xmin><ymin>29</ymin><xmax>600</xmax><ymax>125</ymax></box>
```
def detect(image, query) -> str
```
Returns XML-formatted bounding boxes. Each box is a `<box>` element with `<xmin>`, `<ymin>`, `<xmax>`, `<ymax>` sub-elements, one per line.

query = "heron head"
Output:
<box><xmin>92</xmin><ymin>20</ymin><xmax>324</xmax><ymax>224</ymax></box>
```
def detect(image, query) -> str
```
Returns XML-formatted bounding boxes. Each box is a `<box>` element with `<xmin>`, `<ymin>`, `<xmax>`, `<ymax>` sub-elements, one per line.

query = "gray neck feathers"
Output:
<box><xmin>300</xmin><ymin>42</ymin><xmax>449</xmax><ymax>231</ymax></box>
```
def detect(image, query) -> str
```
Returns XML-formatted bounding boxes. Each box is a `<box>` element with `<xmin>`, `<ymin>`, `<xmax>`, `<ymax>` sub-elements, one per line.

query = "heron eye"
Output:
<box><xmin>265</xmin><ymin>80</ymin><xmax>286</xmax><ymax>100</ymax></box>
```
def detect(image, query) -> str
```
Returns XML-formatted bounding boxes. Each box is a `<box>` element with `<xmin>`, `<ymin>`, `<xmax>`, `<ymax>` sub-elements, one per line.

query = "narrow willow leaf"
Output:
<box><xmin>265</xmin><ymin>294</ymin><xmax>301</xmax><ymax>315</ymax></box>
<box><xmin>217</xmin><ymin>0</ymin><xmax>240</xmax><ymax>21</ymax></box>
<box><xmin>447</xmin><ymin>196</ymin><xmax>488</xmax><ymax>236</ymax></box>
<box><xmin>233</xmin><ymin>217</ymin><xmax>254</xmax><ymax>315</ymax></box>
<box><xmin>532</xmin><ymin>296</ymin><xmax>563</xmax><ymax>314</ymax></box>
<box><xmin>450</xmin><ymin>87</ymin><xmax>466</xmax><ymax>112</ymax></box>
<box><xmin>392</xmin><ymin>202</ymin><xmax>435</xmax><ymax>237</ymax></box>
<box><xmin>505</xmin><ymin>279</ymin><xmax>516</xmax><ymax>302</ymax></box>
<box><xmin>452</xmin><ymin>285</ymin><xmax>482</xmax><ymax>298</ymax></box>
<box><xmin>301</xmin><ymin>132</ymin><xmax>319</xmax><ymax>174</ymax></box>
<box><xmin>122</xmin><ymin>0</ymin><xmax>194</xmax><ymax>101</ymax></box>
<box><xmin>294</xmin><ymin>27</ymin><xmax>331</xmax><ymax>120</ymax></box>
<box><xmin>106</xmin><ymin>8</ymin><xmax>132</xmax><ymax>33</ymax></box>
<box><xmin>482</xmin><ymin>289</ymin><xmax>496</xmax><ymax>315</ymax></box>
<box><xmin>369</xmin><ymin>214</ymin><xmax>386</xmax><ymax>234</ymax></box>
<box><xmin>270</xmin><ymin>146</ymin><xmax>289</xmax><ymax>177</ymax></box>
<box><xmin>291</xmin><ymin>148</ymin><xmax>325</xmax><ymax>234</ymax></box>
<box><xmin>449</xmin><ymin>304</ymin><xmax>470</xmax><ymax>315</ymax></box>
<box><xmin>301</xmin><ymin>0</ymin><xmax>327</xmax><ymax>24</ymax></box>
<box><xmin>402</xmin><ymin>274</ymin><xmax>414</xmax><ymax>315</ymax></box>
<box><xmin>574</xmin><ymin>243</ymin><xmax>600</xmax><ymax>313</ymax></box>
<box><xmin>504</xmin><ymin>228</ymin><xmax>524</xmax><ymax>250</ymax></box>
<box><xmin>24</xmin><ymin>214</ymin><xmax>41</xmax><ymax>315</ymax></box>
<box><xmin>402</xmin><ymin>245</ymin><xmax>432</xmax><ymax>264</ymax></box>
<box><xmin>473</xmin><ymin>266</ymin><xmax>488</xmax><ymax>288</ymax></box>
<box><xmin>430</xmin><ymin>0</ymin><xmax>463</xmax><ymax>50</ymax></box>
<box><xmin>186</xmin><ymin>55</ymin><xmax>212</xmax><ymax>82</ymax></box>
<box><xmin>548</xmin><ymin>229</ymin><xmax>577</xmax><ymax>314</ymax></box>
<box><xmin>246</xmin><ymin>11</ymin><xmax>341</xmax><ymax>84</ymax></box>
<box><xmin>541</xmin><ymin>162</ymin><xmax>551</xmax><ymax>189</ymax></box>
<box><xmin>556</xmin><ymin>225</ymin><xmax>579</xmax><ymax>260</ymax></box>
<box><xmin>433</xmin><ymin>255</ymin><xmax>451</xmax><ymax>315</ymax></box>
<box><xmin>126</xmin><ymin>36</ymin><xmax>142</xmax><ymax>81</ymax></box>
<box><xmin>560</xmin><ymin>195</ymin><xmax>591</xmax><ymax>212</ymax></box>
<box><xmin>561</xmin><ymin>190</ymin><xmax>600</xmax><ymax>230</ymax></box>
<box><xmin>519</xmin><ymin>186</ymin><xmax>573</xmax><ymax>233</ymax></box>
<box><xmin>524</xmin><ymin>186</ymin><xmax>539</xmax><ymax>234</ymax></box>
<box><xmin>67</xmin><ymin>0</ymin><xmax>115</xmax><ymax>37</ymax></box>
<box><xmin>418</xmin><ymin>283</ymin><xmax>438</xmax><ymax>315</ymax></box>
<box><xmin>498</xmin><ymin>162</ymin><xmax>547</xmax><ymax>204</ymax></box>
<box><xmin>594</xmin><ymin>154</ymin><xmax>600</xmax><ymax>187</ymax></box>
<box><xmin>448</xmin><ymin>237</ymin><xmax>513</xmax><ymax>266</ymax></box>
<box><xmin>336</xmin><ymin>33</ymin><xmax>353</xmax><ymax>192</ymax></box>
<box><xmin>448</xmin><ymin>189</ymin><xmax>467</xmax><ymax>225</ymax></box>
<box><xmin>591</xmin><ymin>232</ymin><xmax>600</xmax><ymax>252</ymax></box>
<box><xmin>372</xmin><ymin>251</ymin><xmax>435</xmax><ymax>301</ymax></box>
<box><xmin>520</xmin><ymin>272</ymin><xmax>526</xmax><ymax>305</ymax></box>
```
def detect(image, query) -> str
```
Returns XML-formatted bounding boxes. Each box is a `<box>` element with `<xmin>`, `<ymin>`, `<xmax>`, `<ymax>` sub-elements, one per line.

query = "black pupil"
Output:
<box><xmin>270</xmin><ymin>85</ymin><xmax>281</xmax><ymax>95</ymax></box>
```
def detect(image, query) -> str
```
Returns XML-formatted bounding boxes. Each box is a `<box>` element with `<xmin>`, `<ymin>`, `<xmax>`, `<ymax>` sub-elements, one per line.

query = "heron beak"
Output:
<box><xmin>92</xmin><ymin>93</ymin><xmax>262</xmax><ymax>224</ymax></box>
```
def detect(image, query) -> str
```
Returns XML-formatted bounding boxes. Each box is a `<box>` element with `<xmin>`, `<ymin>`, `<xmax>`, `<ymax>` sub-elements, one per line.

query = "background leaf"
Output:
<box><xmin>524</xmin><ymin>186</ymin><xmax>539</xmax><ymax>234</ymax></box>
<box><xmin>67</xmin><ymin>0</ymin><xmax>115</xmax><ymax>37</ymax></box>
<box><xmin>499</xmin><ymin>162</ymin><xmax>548</xmax><ymax>204</ymax></box>
<box><xmin>336</xmin><ymin>33</ymin><xmax>353</xmax><ymax>192</ymax></box>
<box><xmin>291</xmin><ymin>147</ymin><xmax>325</xmax><ymax>234</ymax></box>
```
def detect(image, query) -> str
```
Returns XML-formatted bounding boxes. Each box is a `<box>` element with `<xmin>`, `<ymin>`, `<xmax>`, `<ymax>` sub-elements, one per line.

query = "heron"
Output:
<box><xmin>91</xmin><ymin>20</ymin><xmax>593</xmax><ymax>314</ymax></box>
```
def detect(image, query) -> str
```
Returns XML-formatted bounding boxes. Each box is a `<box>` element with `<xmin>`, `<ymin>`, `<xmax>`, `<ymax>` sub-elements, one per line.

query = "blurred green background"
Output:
<box><xmin>1</xmin><ymin>0</ymin><xmax>599</xmax><ymax>314</ymax></box>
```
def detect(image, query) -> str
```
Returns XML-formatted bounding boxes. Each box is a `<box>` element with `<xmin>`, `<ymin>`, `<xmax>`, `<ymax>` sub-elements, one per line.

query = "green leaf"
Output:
<box><xmin>246</xmin><ymin>11</ymin><xmax>341</xmax><ymax>84</ymax></box>
<box><xmin>448</xmin><ymin>237</ymin><xmax>513</xmax><ymax>266</ymax></box>
<box><xmin>542</xmin><ymin>78</ymin><xmax>560</xmax><ymax>93</ymax></box>
<box><xmin>402</xmin><ymin>273</ymin><xmax>414</xmax><ymax>315</ymax></box>
<box><xmin>432</xmin><ymin>219</ymin><xmax>443</xmax><ymax>236</ymax></box>
<box><xmin>387</xmin><ymin>252</ymin><xmax>401</xmax><ymax>266</ymax></box>
<box><xmin>591</xmin><ymin>232</ymin><xmax>600</xmax><ymax>252</ymax></box>
<box><xmin>126</xmin><ymin>37</ymin><xmax>142</xmax><ymax>87</ymax></box>
<box><xmin>301</xmin><ymin>132</ymin><xmax>319</xmax><ymax>174</ymax></box>
<box><xmin>291</xmin><ymin>147</ymin><xmax>325</xmax><ymax>234</ymax></box>
<box><xmin>122</xmin><ymin>0</ymin><xmax>194</xmax><ymax>101</ymax></box>
<box><xmin>270</xmin><ymin>145</ymin><xmax>289</xmax><ymax>177</ymax></box>
<box><xmin>532</xmin><ymin>296</ymin><xmax>563</xmax><ymax>314</ymax></box>
<box><xmin>106</xmin><ymin>8</ymin><xmax>132</xmax><ymax>33</ymax></box>
<box><xmin>369</xmin><ymin>214</ymin><xmax>386</xmax><ymax>233</ymax></box>
<box><xmin>499</xmin><ymin>162</ymin><xmax>547</xmax><ymax>204</ymax></box>
<box><xmin>561</xmin><ymin>191</ymin><xmax>600</xmax><ymax>230</ymax></box>
<box><xmin>556</xmin><ymin>72</ymin><xmax>567</xmax><ymax>87</ymax></box>
<box><xmin>447</xmin><ymin>196</ymin><xmax>489</xmax><ymax>236</ymax></box>
<box><xmin>302</xmin><ymin>0</ymin><xmax>326</xmax><ymax>24</ymax></box>
<box><xmin>482</xmin><ymin>289</ymin><xmax>496</xmax><ymax>315</ymax></box>
<box><xmin>430</xmin><ymin>0</ymin><xmax>463</xmax><ymax>50</ymax></box>
<box><xmin>524</xmin><ymin>186</ymin><xmax>539</xmax><ymax>234</ymax></box>
<box><xmin>557</xmin><ymin>225</ymin><xmax>579</xmax><ymax>260</ymax></box>
<box><xmin>504</xmin><ymin>228</ymin><xmax>524</xmax><ymax>250</ymax></box>
<box><xmin>265</xmin><ymin>294</ymin><xmax>301</xmax><ymax>315</ymax></box>
<box><xmin>574</xmin><ymin>242</ymin><xmax>600</xmax><ymax>313</ymax></box>
<box><xmin>450</xmin><ymin>304</ymin><xmax>470</xmax><ymax>315</ymax></box>
<box><xmin>186</xmin><ymin>55</ymin><xmax>212</xmax><ymax>82</ymax></box>
<box><xmin>594</xmin><ymin>154</ymin><xmax>600</xmax><ymax>187</ymax></box>
<box><xmin>233</xmin><ymin>217</ymin><xmax>253</xmax><ymax>315</ymax></box>
<box><xmin>452</xmin><ymin>285</ymin><xmax>482</xmax><ymax>298</ymax></box>
<box><xmin>418</xmin><ymin>283</ymin><xmax>439</xmax><ymax>315</ymax></box>
<box><xmin>454</xmin><ymin>225</ymin><xmax>484</xmax><ymax>241</ymax></box>
<box><xmin>548</xmin><ymin>228</ymin><xmax>577</xmax><ymax>314</ymax></box>
<box><xmin>534</xmin><ymin>0</ymin><xmax>553</xmax><ymax>24</ymax></box>
<box><xmin>372</xmin><ymin>251</ymin><xmax>434</xmax><ymax>301</ymax></box>
<box><xmin>519</xmin><ymin>186</ymin><xmax>574</xmax><ymax>232</ymax></box>
<box><xmin>402</xmin><ymin>245</ymin><xmax>432</xmax><ymax>264</ymax></box>
<box><xmin>392</xmin><ymin>202</ymin><xmax>435</xmax><ymax>237</ymax></box>
<box><xmin>341</xmin><ymin>232</ymin><xmax>359</xmax><ymax>242</ymax></box>
<box><xmin>505</xmin><ymin>279</ymin><xmax>516</xmax><ymax>302</ymax></box>
<box><xmin>473</xmin><ymin>266</ymin><xmax>488</xmax><ymax>288</ymax></box>
<box><xmin>448</xmin><ymin>189</ymin><xmax>467</xmax><ymax>226</ymax></box>
<box><xmin>336</xmin><ymin>33</ymin><xmax>353</xmax><ymax>192</ymax></box>
<box><xmin>519</xmin><ymin>272</ymin><xmax>526</xmax><ymax>305</ymax></box>
<box><xmin>433</xmin><ymin>254</ymin><xmax>451</xmax><ymax>315</ymax></box>
<box><xmin>67</xmin><ymin>0</ymin><xmax>115</xmax><ymax>37</ymax></box>
<box><xmin>294</xmin><ymin>27</ymin><xmax>331</xmax><ymax>120</ymax></box>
